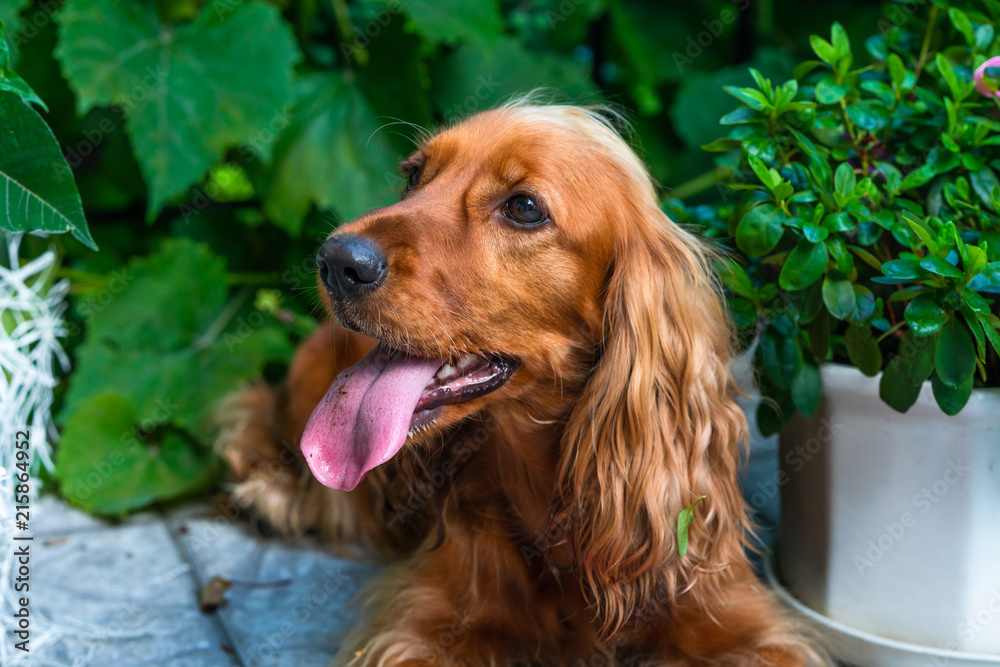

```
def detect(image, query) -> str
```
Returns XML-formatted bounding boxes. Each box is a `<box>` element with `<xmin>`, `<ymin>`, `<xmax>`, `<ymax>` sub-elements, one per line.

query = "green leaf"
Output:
<box><xmin>724</xmin><ymin>85</ymin><xmax>768</xmax><ymax>110</ymax></box>
<box><xmin>735</xmin><ymin>204</ymin><xmax>784</xmax><ymax>257</ymax></box>
<box><xmin>747</xmin><ymin>154</ymin><xmax>777</xmax><ymax>188</ymax></box>
<box><xmin>935</xmin><ymin>53</ymin><xmax>963</xmax><ymax>100</ymax></box>
<box><xmin>815</xmin><ymin>78</ymin><xmax>849</xmax><ymax>104</ymax></box>
<box><xmin>808</xmin><ymin>308</ymin><xmax>831</xmax><ymax>359</ymax></box>
<box><xmin>715</xmin><ymin>257</ymin><xmax>754</xmax><ymax>299</ymax></box>
<box><xmin>779</xmin><ymin>240</ymin><xmax>828</xmax><ymax>291</ymax></box>
<box><xmin>896</xmin><ymin>331</ymin><xmax>937</xmax><ymax>385</ymax></box>
<box><xmin>845</xmin><ymin>323</ymin><xmax>882</xmax><ymax>376</ymax></box>
<box><xmin>676</xmin><ymin>495</ymin><xmax>706</xmax><ymax>559</ymax></box>
<box><xmin>934</xmin><ymin>316</ymin><xmax>976</xmax><ymax>387</ymax></box>
<box><xmin>264</xmin><ymin>75</ymin><xmax>400</xmax><ymax>233</ymax></box>
<box><xmin>61</xmin><ymin>239</ymin><xmax>292</xmax><ymax>440</ymax></box>
<box><xmin>876</xmin><ymin>258</ymin><xmax>924</xmax><ymax>283</ymax></box>
<box><xmin>56</xmin><ymin>0</ymin><xmax>300</xmax><ymax>218</ymax></box>
<box><xmin>396</xmin><ymin>0</ymin><xmax>502</xmax><ymax>45</ymax></box>
<box><xmin>55</xmin><ymin>394</ymin><xmax>220</xmax><ymax>516</ymax></box>
<box><xmin>823</xmin><ymin>277</ymin><xmax>856</xmax><ymax>320</ymax></box>
<box><xmin>970</xmin><ymin>168</ymin><xmax>1000</xmax><ymax>210</ymax></box>
<box><xmin>810</xmin><ymin>35</ymin><xmax>836</xmax><ymax>65</ymax></box>
<box><xmin>834</xmin><ymin>163</ymin><xmax>856</xmax><ymax>198</ymax></box>
<box><xmin>830</xmin><ymin>22</ymin><xmax>851</xmax><ymax>62</ymax></box>
<box><xmin>968</xmin><ymin>264</ymin><xmax>1000</xmax><ymax>293</ymax></box>
<box><xmin>931</xmin><ymin>370</ymin><xmax>974</xmax><ymax>416</ymax></box>
<box><xmin>920</xmin><ymin>256</ymin><xmax>962</xmax><ymax>278</ymax></box>
<box><xmin>901</xmin><ymin>164</ymin><xmax>937</xmax><ymax>190</ymax></box>
<box><xmin>887</xmin><ymin>53</ymin><xmax>907</xmax><ymax>90</ymax></box>
<box><xmin>0</xmin><ymin>22</ymin><xmax>44</xmax><ymax>109</ymax></box>
<box><xmin>949</xmin><ymin>7</ymin><xmax>976</xmax><ymax>45</ymax></box>
<box><xmin>791</xmin><ymin>358</ymin><xmax>822</xmax><ymax>417</ymax></box>
<box><xmin>977</xmin><ymin>310</ymin><xmax>1000</xmax><ymax>354</ymax></box>
<box><xmin>0</xmin><ymin>91</ymin><xmax>96</xmax><ymax>248</ymax></box>
<box><xmin>701</xmin><ymin>138</ymin><xmax>743</xmax><ymax>152</ymax></box>
<box><xmin>905</xmin><ymin>295</ymin><xmax>949</xmax><ymax>335</ymax></box>
<box><xmin>879</xmin><ymin>356</ymin><xmax>923</xmax><ymax>413</ymax></box>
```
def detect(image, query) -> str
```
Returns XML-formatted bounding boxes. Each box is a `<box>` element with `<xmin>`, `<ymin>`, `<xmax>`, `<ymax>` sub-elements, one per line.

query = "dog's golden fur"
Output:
<box><xmin>217</xmin><ymin>102</ymin><xmax>821</xmax><ymax>665</ymax></box>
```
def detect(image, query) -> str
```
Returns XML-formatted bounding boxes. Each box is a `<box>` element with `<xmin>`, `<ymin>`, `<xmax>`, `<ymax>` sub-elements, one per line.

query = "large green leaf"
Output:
<box><xmin>55</xmin><ymin>0</ymin><xmax>299</xmax><ymax>218</ymax></box>
<box><xmin>931</xmin><ymin>369</ymin><xmax>974</xmax><ymax>416</ymax></box>
<box><xmin>779</xmin><ymin>239</ymin><xmax>828</xmax><ymax>290</ymax></box>
<box><xmin>0</xmin><ymin>91</ymin><xmax>95</xmax><ymax>248</ymax></box>
<box><xmin>735</xmin><ymin>204</ymin><xmax>785</xmax><ymax>258</ymax></box>
<box><xmin>56</xmin><ymin>393</ymin><xmax>220</xmax><ymax>516</ymax></box>
<box><xmin>61</xmin><ymin>238</ymin><xmax>291</xmax><ymax>440</ymax></box>
<box><xmin>845</xmin><ymin>323</ymin><xmax>882</xmax><ymax>376</ymax></box>
<box><xmin>394</xmin><ymin>0</ymin><xmax>502</xmax><ymax>46</ymax></box>
<box><xmin>934</xmin><ymin>316</ymin><xmax>976</xmax><ymax>387</ymax></box>
<box><xmin>879</xmin><ymin>355</ymin><xmax>923</xmax><ymax>413</ymax></box>
<box><xmin>791</xmin><ymin>358</ymin><xmax>823</xmax><ymax>417</ymax></box>
<box><xmin>264</xmin><ymin>74</ymin><xmax>400</xmax><ymax>233</ymax></box>
<box><xmin>905</xmin><ymin>294</ymin><xmax>948</xmax><ymax>335</ymax></box>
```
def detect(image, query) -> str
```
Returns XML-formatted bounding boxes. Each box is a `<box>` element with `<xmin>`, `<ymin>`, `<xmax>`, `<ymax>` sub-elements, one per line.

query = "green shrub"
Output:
<box><xmin>673</xmin><ymin>0</ymin><xmax>1000</xmax><ymax>432</ymax></box>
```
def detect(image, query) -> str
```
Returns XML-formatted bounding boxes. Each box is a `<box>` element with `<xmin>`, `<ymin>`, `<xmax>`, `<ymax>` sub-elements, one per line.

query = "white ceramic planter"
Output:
<box><xmin>778</xmin><ymin>363</ymin><xmax>1000</xmax><ymax>657</ymax></box>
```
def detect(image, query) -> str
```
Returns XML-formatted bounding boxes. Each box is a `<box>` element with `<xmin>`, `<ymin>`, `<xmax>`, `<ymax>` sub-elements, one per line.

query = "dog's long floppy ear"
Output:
<box><xmin>556</xmin><ymin>202</ymin><xmax>749</xmax><ymax>636</ymax></box>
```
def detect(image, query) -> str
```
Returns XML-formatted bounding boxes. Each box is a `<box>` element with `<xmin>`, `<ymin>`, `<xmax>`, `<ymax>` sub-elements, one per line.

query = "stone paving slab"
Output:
<box><xmin>168</xmin><ymin>510</ymin><xmax>376</xmax><ymax>667</ymax></box>
<box><xmin>30</xmin><ymin>519</ymin><xmax>236</xmax><ymax>667</ymax></box>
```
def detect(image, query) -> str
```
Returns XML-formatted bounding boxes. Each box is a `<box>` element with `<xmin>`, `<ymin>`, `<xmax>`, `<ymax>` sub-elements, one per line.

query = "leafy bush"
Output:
<box><xmin>678</xmin><ymin>0</ymin><xmax>1000</xmax><ymax>433</ymax></box>
<box><xmin>1</xmin><ymin>0</ymin><xmax>889</xmax><ymax>514</ymax></box>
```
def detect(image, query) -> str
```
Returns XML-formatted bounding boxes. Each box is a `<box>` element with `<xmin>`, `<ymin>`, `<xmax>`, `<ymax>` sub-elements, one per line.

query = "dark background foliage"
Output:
<box><xmin>5</xmin><ymin>0</ymin><xmax>898</xmax><ymax>514</ymax></box>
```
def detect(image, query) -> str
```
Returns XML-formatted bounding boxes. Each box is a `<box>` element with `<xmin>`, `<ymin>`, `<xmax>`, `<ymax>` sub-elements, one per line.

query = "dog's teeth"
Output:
<box><xmin>437</xmin><ymin>363</ymin><xmax>456</xmax><ymax>379</ymax></box>
<box><xmin>458</xmin><ymin>353</ymin><xmax>478</xmax><ymax>368</ymax></box>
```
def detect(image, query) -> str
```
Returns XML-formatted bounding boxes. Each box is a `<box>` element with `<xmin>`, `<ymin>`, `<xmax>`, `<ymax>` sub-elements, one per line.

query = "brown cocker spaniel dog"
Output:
<box><xmin>217</xmin><ymin>101</ymin><xmax>819</xmax><ymax>666</ymax></box>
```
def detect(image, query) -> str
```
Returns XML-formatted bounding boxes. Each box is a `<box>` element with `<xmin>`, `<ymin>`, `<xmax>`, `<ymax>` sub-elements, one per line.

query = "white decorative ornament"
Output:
<box><xmin>0</xmin><ymin>232</ymin><xmax>70</xmax><ymax>664</ymax></box>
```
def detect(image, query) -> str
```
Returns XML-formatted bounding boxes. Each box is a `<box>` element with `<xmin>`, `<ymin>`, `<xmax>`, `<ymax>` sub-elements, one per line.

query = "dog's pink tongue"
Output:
<box><xmin>301</xmin><ymin>346</ymin><xmax>441</xmax><ymax>490</ymax></box>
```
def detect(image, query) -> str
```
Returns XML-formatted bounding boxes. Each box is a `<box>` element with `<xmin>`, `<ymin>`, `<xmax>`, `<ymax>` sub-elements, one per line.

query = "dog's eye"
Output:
<box><xmin>503</xmin><ymin>194</ymin><xmax>546</xmax><ymax>225</ymax></box>
<box><xmin>405</xmin><ymin>167</ymin><xmax>421</xmax><ymax>193</ymax></box>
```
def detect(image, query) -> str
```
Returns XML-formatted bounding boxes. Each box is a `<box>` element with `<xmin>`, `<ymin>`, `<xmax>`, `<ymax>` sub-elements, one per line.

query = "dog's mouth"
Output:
<box><xmin>300</xmin><ymin>343</ymin><xmax>518</xmax><ymax>491</ymax></box>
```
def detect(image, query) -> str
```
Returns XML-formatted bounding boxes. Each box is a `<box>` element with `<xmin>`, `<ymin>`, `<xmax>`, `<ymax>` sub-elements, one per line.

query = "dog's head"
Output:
<box><xmin>301</xmin><ymin>106</ymin><xmax>747</xmax><ymax>589</ymax></box>
<box><xmin>302</xmin><ymin>104</ymin><xmax>629</xmax><ymax>490</ymax></box>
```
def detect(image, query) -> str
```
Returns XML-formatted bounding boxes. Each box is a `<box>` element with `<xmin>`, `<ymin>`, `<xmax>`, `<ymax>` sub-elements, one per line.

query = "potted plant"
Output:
<box><xmin>670</xmin><ymin>1</ymin><xmax>1000</xmax><ymax>663</ymax></box>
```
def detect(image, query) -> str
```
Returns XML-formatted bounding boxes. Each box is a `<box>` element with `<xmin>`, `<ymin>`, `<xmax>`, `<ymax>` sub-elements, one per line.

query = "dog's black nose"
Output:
<box><xmin>316</xmin><ymin>235</ymin><xmax>387</xmax><ymax>298</ymax></box>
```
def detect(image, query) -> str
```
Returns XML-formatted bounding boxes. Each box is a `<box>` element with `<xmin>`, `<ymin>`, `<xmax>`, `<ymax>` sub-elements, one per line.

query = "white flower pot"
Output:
<box><xmin>778</xmin><ymin>363</ymin><xmax>1000</xmax><ymax>658</ymax></box>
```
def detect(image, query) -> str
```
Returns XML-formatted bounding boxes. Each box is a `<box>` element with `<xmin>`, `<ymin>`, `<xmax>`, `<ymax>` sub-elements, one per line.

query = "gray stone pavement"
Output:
<box><xmin>24</xmin><ymin>496</ymin><xmax>377</xmax><ymax>666</ymax></box>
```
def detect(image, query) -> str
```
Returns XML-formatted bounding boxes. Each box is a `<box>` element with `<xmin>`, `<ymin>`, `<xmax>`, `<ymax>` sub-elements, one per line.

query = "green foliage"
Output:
<box><xmin>693</xmin><ymin>1</ymin><xmax>1000</xmax><ymax>431</ymax></box>
<box><xmin>0</xmin><ymin>0</ymin><xmax>925</xmax><ymax>514</ymax></box>
<box><xmin>55</xmin><ymin>0</ymin><xmax>300</xmax><ymax>218</ymax></box>
<box><xmin>56</xmin><ymin>394</ymin><xmax>221</xmax><ymax>516</ymax></box>
<box><xmin>0</xmin><ymin>21</ymin><xmax>94</xmax><ymax>247</ymax></box>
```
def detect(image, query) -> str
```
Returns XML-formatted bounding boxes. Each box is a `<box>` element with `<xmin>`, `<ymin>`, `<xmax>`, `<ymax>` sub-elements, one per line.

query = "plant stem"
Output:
<box><xmin>877</xmin><ymin>320</ymin><xmax>906</xmax><ymax>343</ymax></box>
<box><xmin>914</xmin><ymin>5</ymin><xmax>939</xmax><ymax>78</ymax></box>
<box><xmin>187</xmin><ymin>288</ymin><xmax>253</xmax><ymax>353</ymax></box>
<box><xmin>668</xmin><ymin>166</ymin><xmax>733</xmax><ymax>201</ymax></box>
